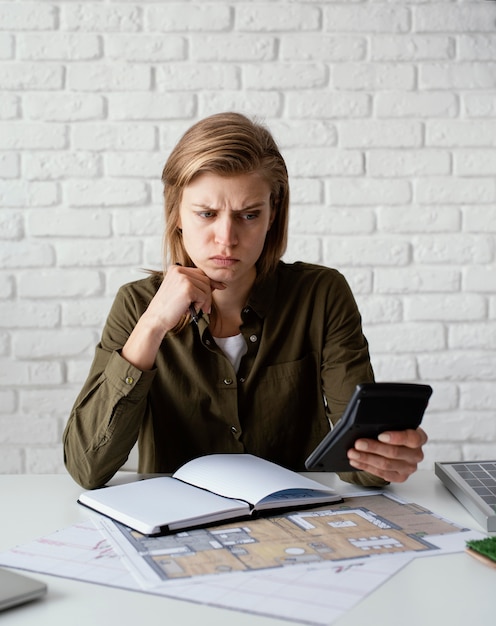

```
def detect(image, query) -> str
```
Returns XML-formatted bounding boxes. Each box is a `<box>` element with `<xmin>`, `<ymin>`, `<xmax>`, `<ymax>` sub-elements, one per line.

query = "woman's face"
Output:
<box><xmin>178</xmin><ymin>171</ymin><xmax>274</xmax><ymax>290</ymax></box>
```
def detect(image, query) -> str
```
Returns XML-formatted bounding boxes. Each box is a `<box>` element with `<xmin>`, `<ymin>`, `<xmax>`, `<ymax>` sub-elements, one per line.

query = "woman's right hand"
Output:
<box><xmin>121</xmin><ymin>266</ymin><xmax>225</xmax><ymax>370</ymax></box>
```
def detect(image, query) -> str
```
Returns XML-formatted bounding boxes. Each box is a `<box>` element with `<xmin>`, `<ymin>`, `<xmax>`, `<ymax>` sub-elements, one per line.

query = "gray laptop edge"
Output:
<box><xmin>0</xmin><ymin>568</ymin><xmax>47</xmax><ymax>612</ymax></box>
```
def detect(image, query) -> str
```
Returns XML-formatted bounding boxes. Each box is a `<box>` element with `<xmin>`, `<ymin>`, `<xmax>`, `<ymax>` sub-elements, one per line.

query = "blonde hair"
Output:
<box><xmin>161</xmin><ymin>112</ymin><xmax>289</xmax><ymax>278</ymax></box>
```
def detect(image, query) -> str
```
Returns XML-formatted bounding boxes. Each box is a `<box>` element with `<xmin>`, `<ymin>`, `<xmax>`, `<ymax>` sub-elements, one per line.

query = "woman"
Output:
<box><xmin>63</xmin><ymin>112</ymin><xmax>427</xmax><ymax>490</ymax></box>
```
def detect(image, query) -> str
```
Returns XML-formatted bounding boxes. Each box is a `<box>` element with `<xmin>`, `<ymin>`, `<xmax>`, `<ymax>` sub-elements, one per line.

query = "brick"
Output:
<box><xmin>425</xmin><ymin>382</ymin><xmax>459</xmax><ymax>412</ymax></box>
<box><xmin>199</xmin><ymin>91</ymin><xmax>282</xmax><ymax>118</ymax></box>
<box><xmin>18</xmin><ymin>269</ymin><xmax>103</xmax><ymax>298</ymax></box>
<box><xmin>108</xmin><ymin>93</ymin><xmax>195</xmax><ymax>120</ymax></box>
<box><xmin>0</xmin><ymin>360</ymin><xmax>63</xmax><ymax>386</ymax></box>
<box><xmin>68</xmin><ymin>63</ymin><xmax>151</xmax><ymax>91</ymax></box>
<box><xmin>0</xmin><ymin>275</ymin><xmax>14</xmax><ymax>299</ymax></box>
<box><xmin>281</xmin><ymin>35</ymin><xmax>366</xmax><ymax>62</ymax></box>
<box><xmin>405</xmin><ymin>294</ymin><xmax>486</xmax><ymax>322</ymax></box>
<box><xmin>418</xmin><ymin>352</ymin><xmax>496</xmax><ymax>381</ymax></box>
<box><xmin>146</xmin><ymin>4</ymin><xmax>231</xmax><ymax>31</ymax></box>
<box><xmin>340</xmin><ymin>120</ymin><xmax>422</xmax><ymax>148</ymax></box>
<box><xmin>244</xmin><ymin>63</ymin><xmax>327</xmax><ymax>90</ymax></box>
<box><xmin>287</xmin><ymin>92</ymin><xmax>371</xmax><ymax>119</ymax></box>
<box><xmin>237</xmin><ymin>4</ymin><xmax>320</xmax><ymax>31</ymax></box>
<box><xmin>56</xmin><ymin>239</ymin><xmax>142</xmax><ymax>267</ymax></box>
<box><xmin>324</xmin><ymin>5</ymin><xmax>410</xmax><ymax>33</ymax></box>
<box><xmin>26</xmin><ymin>446</ymin><xmax>66</xmax><ymax>474</ymax></box>
<box><xmin>0</xmin><ymin>33</ymin><xmax>14</xmax><ymax>59</ymax></box>
<box><xmin>0</xmin><ymin>390</ymin><xmax>16</xmax><ymax>413</ymax></box>
<box><xmin>334</xmin><ymin>63</ymin><xmax>415</xmax><ymax>90</ymax></box>
<box><xmin>376</xmin><ymin>92</ymin><xmax>458</xmax><ymax>118</ymax></box>
<box><xmin>0</xmin><ymin>153</ymin><xmax>19</xmax><ymax>178</ymax></box>
<box><xmin>285</xmin><ymin>148</ymin><xmax>363</xmax><ymax>177</ymax></box>
<box><xmin>62</xmin><ymin>298</ymin><xmax>114</xmax><ymax>327</ymax></box>
<box><xmin>72</xmin><ymin>124</ymin><xmax>156</xmax><ymax>151</ymax></box>
<box><xmin>289</xmin><ymin>178</ymin><xmax>322</xmax><ymax>204</ymax></box>
<box><xmin>371</xmin><ymin>35</ymin><xmax>455</xmax><ymax>61</ymax></box>
<box><xmin>427</xmin><ymin>121</ymin><xmax>496</xmax><ymax>147</ymax></box>
<box><xmin>367</xmin><ymin>355</ymin><xmax>417</xmax><ymax>381</ymax></box>
<box><xmin>143</xmin><ymin>236</ymin><xmax>163</xmax><ymax>268</ymax></box>
<box><xmin>0</xmin><ymin>181</ymin><xmax>58</xmax><ymax>207</ymax></box>
<box><xmin>0</xmin><ymin>210</ymin><xmax>23</xmax><ymax>239</ymax></box>
<box><xmin>365</xmin><ymin>323</ymin><xmax>446</xmax><ymax>353</ymax></box>
<box><xmin>450</xmin><ymin>324</ymin><xmax>496</xmax><ymax>351</ymax></box>
<box><xmin>0</xmin><ymin>448</ymin><xmax>23</xmax><ymax>473</ymax></box>
<box><xmin>416</xmin><ymin>178</ymin><xmax>496</xmax><ymax>205</ymax></box>
<box><xmin>66</xmin><ymin>179</ymin><xmax>148</xmax><ymax>207</ymax></box>
<box><xmin>0</xmin><ymin>63</ymin><xmax>63</xmax><ymax>90</ymax></box>
<box><xmin>462</xmin><ymin>206</ymin><xmax>496</xmax><ymax>232</ymax></box>
<box><xmin>28</xmin><ymin>209</ymin><xmax>112</xmax><ymax>238</ymax></box>
<box><xmin>270</xmin><ymin>120</ymin><xmax>337</xmax><ymax>148</ymax></box>
<box><xmin>0</xmin><ymin>241</ymin><xmax>54</xmax><ymax>268</ymax></box>
<box><xmin>415</xmin><ymin>5</ymin><xmax>495</xmax><ymax>33</ymax></box>
<box><xmin>459</xmin><ymin>35</ymin><xmax>496</xmax><ymax>61</ymax></box>
<box><xmin>106</xmin><ymin>34</ymin><xmax>185</xmax><ymax>62</ymax></box>
<box><xmin>323</xmin><ymin>236</ymin><xmax>410</xmax><ymax>266</ymax></box>
<box><xmin>464</xmin><ymin>266</ymin><xmax>496</xmax><ymax>292</ymax></box>
<box><xmin>291</xmin><ymin>206</ymin><xmax>374</xmax><ymax>235</ymax></box>
<box><xmin>63</xmin><ymin>4</ymin><xmax>141</xmax><ymax>32</ymax></box>
<box><xmin>455</xmin><ymin>150</ymin><xmax>496</xmax><ymax>176</ymax></box>
<box><xmin>18</xmin><ymin>33</ymin><xmax>101</xmax><ymax>60</ymax></box>
<box><xmin>105</xmin><ymin>267</ymin><xmax>150</xmax><ymax>297</ymax></box>
<box><xmin>105</xmin><ymin>151</ymin><xmax>165</xmax><ymax>179</ymax></box>
<box><xmin>0</xmin><ymin>3</ymin><xmax>57</xmax><ymax>30</ymax></box>
<box><xmin>420</xmin><ymin>63</ymin><xmax>496</xmax><ymax>90</ymax></box>
<box><xmin>0</xmin><ymin>416</ymin><xmax>59</xmax><ymax>445</ymax></box>
<box><xmin>157</xmin><ymin>63</ymin><xmax>239</xmax><ymax>91</ymax></box>
<box><xmin>67</xmin><ymin>359</ymin><xmax>93</xmax><ymax>384</ymax></box>
<box><xmin>24</xmin><ymin>94</ymin><xmax>105</xmax><ymax>122</ymax></box>
<box><xmin>375</xmin><ymin>267</ymin><xmax>460</xmax><ymax>294</ymax></box>
<box><xmin>424</xmin><ymin>412</ymin><xmax>492</xmax><ymax>442</ymax></box>
<box><xmin>358</xmin><ymin>295</ymin><xmax>402</xmax><ymax>324</ymax></box>
<box><xmin>413</xmin><ymin>234</ymin><xmax>493</xmax><ymax>264</ymax></box>
<box><xmin>368</xmin><ymin>151</ymin><xmax>451</xmax><ymax>177</ymax></box>
<box><xmin>0</xmin><ymin>94</ymin><xmax>18</xmax><ymax>119</ymax></box>
<box><xmin>113</xmin><ymin>209</ymin><xmax>164</xmax><ymax>237</ymax></box>
<box><xmin>25</xmin><ymin>151</ymin><xmax>102</xmax><ymax>180</ymax></box>
<box><xmin>327</xmin><ymin>179</ymin><xmax>411</xmax><ymax>205</ymax></box>
<box><xmin>0</xmin><ymin>331</ymin><xmax>9</xmax><ymax>356</ymax></box>
<box><xmin>0</xmin><ymin>123</ymin><xmax>66</xmax><ymax>150</ymax></box>
<box><xmin>0</xmin><ymin>301</ymin><xmax>60</xmax><ymax>328</ymax></box>
<box><xmin>191</xmin><ymin>35</ymin><xmax>276</xmax><ymax>61</ymax></box>
<box><xmin>342</xmin><ymin>269</ymin><xmax>373</xmax><ymax>295</ymax></box>
<box><xmin>377</xmin><ymin>206</ymin><xmax>460</xmax><ymax>233</ymax></box>
<box><xmin>284</xmin><ymin>236</ymin><xmax>322</xmax><ymax>265</ymax></box>
<box><xmin>464</xmin><ymin>94</ymin><xmax>496</xmax><ymax>118</ymax></box>
<box><xmin>14</xmin><ymin>329</ymin><xmax>96</xmax><ymax>359</ymax></box>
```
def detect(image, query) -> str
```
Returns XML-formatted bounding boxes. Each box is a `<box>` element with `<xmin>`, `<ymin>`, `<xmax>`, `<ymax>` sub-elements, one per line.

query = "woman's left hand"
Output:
<box><xmin>347</xmin><ymin>427</ymin><xmax>428</xmax><ymax>483</ymax></box>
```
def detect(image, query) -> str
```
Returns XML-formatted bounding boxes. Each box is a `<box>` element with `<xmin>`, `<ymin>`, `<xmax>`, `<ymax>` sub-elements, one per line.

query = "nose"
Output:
<box><xmin>214</xmin><ymin>215</ymin><xmax>238</xmax><ymax>247</ymax></box>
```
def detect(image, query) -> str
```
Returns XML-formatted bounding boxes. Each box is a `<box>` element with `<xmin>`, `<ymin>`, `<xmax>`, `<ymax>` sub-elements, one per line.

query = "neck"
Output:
<box><xmin>210</xmin><ymin>269</ymin><xmax>256</xmax><ymax>337</ymax></box>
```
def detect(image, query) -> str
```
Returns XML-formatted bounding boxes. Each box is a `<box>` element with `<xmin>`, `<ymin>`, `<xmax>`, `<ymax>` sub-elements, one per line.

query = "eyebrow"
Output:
<box><xmin>191</xmin><ymin>202</ymin><xmax>265</xmax><ymax>212</ymax></box>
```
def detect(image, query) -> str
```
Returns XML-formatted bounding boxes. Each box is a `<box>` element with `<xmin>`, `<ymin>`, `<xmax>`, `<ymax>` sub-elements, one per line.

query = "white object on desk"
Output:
<box><xmin>0</xmin><ymin>472</ymin><xmax>493</xmax><ymax>626</ymax></box>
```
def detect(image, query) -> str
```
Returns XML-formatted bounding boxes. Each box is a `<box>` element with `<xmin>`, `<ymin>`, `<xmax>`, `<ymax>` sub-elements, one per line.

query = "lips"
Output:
<box><xmin>210</xmin><ymin>256</ymin><xmax>239</xmax><ymax>266</ymax></box>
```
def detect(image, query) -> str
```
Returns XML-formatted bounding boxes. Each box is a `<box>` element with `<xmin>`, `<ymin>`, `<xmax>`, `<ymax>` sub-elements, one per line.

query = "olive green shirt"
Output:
<box><xmin>63</xmin><ymin>261</ymin><xmax>384</xmax><ymax>489</ymax></box>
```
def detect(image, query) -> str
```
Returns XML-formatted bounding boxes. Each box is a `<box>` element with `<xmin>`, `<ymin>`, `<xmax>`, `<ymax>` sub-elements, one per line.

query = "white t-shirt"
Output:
<box><xmin>213</xmin><ymin>333</ymin><xmax>248</xmax><ymax>373</ymax></box>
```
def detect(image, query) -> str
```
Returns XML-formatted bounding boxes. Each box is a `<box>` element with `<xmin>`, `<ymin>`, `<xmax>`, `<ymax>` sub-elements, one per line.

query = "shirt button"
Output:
<box><xmin>249</xmin><ymin>334</ymin><xmax>257</xmax><ymax>343</ymax></box>
<box><xmin>243</xmin><ymin>307</ymin><xmax>250</xmax><ymax>314</ymax></box>
<box><xmin>231</xmin><ymin>426</ymin><xmax>238</xmax><ymax>434</ymax></box>
<box><xmin>205</xmin><ymin>339</ymin><xmax>211</xmax><ymax>346</ymax></box>
<box><xmin>223</xmin><ymin>378</ymin><xmax>233</xmax><ymax>385</ymax></box>
<box><xmin>239</xmin><ymin>377</ymin><xmax>245</xmax><ymax>383</ymax></box>
<box><xmin>125</xmin><ymin>376</ymin><xmax>134</xmax><ymax>385</ymax></box>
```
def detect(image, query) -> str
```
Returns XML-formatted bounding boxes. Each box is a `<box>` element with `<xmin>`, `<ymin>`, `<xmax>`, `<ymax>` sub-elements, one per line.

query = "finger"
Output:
<box><xmin>377</xmin><ymin>427</ymin><xmax>428</xmax><ymax>448</ymax></box>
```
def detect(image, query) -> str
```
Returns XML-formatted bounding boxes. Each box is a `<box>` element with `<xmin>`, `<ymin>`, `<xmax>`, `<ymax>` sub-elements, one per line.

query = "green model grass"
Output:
<box><xmin>466</xmin><ymin>536</ymin><xmax>496</xmax><ymax>563</ymax></box>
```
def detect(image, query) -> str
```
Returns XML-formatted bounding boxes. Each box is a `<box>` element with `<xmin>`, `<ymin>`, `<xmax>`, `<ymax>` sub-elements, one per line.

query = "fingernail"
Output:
<box><xmin>378</xmin><ymin>433</ymin><xmax>391</xmax><ymax>443</ymax></box>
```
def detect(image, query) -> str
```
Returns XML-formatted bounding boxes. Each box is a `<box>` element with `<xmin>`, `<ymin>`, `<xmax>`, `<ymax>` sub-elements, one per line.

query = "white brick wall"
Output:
<box><xmin>1</xmin><ymin>0</ymin><xmax>495</xmax><ymax>474</ymax></box>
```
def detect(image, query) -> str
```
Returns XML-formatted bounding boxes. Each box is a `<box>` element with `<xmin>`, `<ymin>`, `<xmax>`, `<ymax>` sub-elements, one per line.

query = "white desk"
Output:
<box><xmin>0</xmin><ymin>471</ymin><xmax>493</xmax><ymax>626</ymax></box>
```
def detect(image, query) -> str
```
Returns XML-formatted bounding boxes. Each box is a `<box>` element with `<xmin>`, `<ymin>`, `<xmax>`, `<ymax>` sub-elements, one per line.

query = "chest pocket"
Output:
<box><xmin>241</xmin><ymin>352</ymin><xmax>328</xmax><ymax>460</ymax></box>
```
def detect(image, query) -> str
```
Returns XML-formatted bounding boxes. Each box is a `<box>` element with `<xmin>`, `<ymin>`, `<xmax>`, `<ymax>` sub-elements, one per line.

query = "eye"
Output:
<box><xmin>197</xmin><ymin>210</ymin><xmax>216</xmax><ymax>219</ymax></box>
<box><xmin>240</xmin><ymin>211</ymin><xmax>260</xmax><ymax>221</ymax></box>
